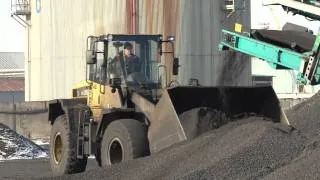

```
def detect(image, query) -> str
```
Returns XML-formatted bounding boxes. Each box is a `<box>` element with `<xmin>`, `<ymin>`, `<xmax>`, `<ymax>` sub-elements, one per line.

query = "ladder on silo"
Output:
<box><xmin>223</xmin><ymin>0</ymin><xmax>235</xmax><ymax>11</ymax></box>
<box><xmin>223</xmin><ymin>0</ymin><xmax>235</xmax><ymax>17</ymax></box>
<box><xmin>11</xmin><ymin>0</ymin><xmax>31</xmax><ymax>27</ymax></box>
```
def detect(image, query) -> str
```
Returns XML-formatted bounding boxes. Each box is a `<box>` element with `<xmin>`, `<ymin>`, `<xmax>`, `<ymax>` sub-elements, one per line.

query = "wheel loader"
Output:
<box><xmin>47</xmin><ymin>34</ymin><xmax>287</xmax><ymax>175</ymax></box>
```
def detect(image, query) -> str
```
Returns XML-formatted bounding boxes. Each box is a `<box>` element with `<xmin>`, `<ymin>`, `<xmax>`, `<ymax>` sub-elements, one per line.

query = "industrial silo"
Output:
<box><xmin>177</xmin><ymin>0</ymin><xmax>252</xmax><ymax>86</ymax></box>
<box><xmin>24</xmin><ymin>0</ymin><xmax>251</xmax><ymax>101</ymax></box>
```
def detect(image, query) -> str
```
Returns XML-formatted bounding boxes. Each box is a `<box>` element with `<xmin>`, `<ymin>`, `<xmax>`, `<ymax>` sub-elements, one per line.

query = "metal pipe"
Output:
<box><xmin>131</xmin><ymin>0</ymin><xmax>133</xmax><ymax>34</ymax></box>
<box><xmin>0</xmin><ymin>69</ymin><xmax>24</xmax><ymax>73</ymax></box>
<box><xmin>127</xmin><ymin>0</ymin><xmax>133</xmax><ymax>34</ymax></box>
<box><xmin>135</xmin><ymin>0</ymin><xmax>139</xmax><ymax>33</ymax></box>
<box><xmin>27</xmin><ymin>13</ymin><xmax>31</xmax><ymax>101</ymax></box>
<box><xmin>0</xmin><ymin>72</ymin><xmax>24</xmax><ymax>74</ymax></box>
<box><xmin>0</xmin><ymin>73</ymin><xmax>24</xmax><ymax>77</ymax></box>
<box><xmin>12</xmin><ymin>102</ymin><xmax>16</xmax><ymax>131</ymax></box>
<box><xmin>132</xmin><ymin>0</ymin><xmax>136</xmax><ymax>34</ymax></box>
<box><xmin>11</xmin><ymin>15</ymin><xmax>28</xmax><ymax>28</ymax></box>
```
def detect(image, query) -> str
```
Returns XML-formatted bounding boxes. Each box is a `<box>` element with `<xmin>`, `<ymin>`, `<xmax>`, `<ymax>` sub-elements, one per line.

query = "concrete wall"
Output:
<box><xmin>0</xmin><ymin>101</ymin><xmax>50</xmax><ymax>139</ymax></box>
<box><xmin>0</xmin><ymin>91</ymin><xmax>24</xmax><ymax>102</ymax></box>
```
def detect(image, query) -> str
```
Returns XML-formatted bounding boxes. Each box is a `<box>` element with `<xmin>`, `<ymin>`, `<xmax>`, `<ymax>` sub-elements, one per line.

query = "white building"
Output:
<box><xmin>0</xmin><ymin>52</ymin><xmax>25</xmax><ymax>102</ymax></box>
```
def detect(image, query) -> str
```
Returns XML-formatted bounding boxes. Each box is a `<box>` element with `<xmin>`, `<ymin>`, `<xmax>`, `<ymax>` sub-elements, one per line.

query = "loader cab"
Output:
<box><xmin>86</xmin><ymin>34</ymin><xmax>175</xmax><ymax>89</ymax></box>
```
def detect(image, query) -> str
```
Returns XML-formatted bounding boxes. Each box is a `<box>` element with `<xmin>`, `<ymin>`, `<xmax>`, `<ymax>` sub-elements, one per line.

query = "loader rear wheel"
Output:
<box><xmin>100</xmin><ymin>119</ymin><xmax>149</xmax><ymax>166</ymax></box>
<box><xmin>50</xmin><ymin>114</ymin><xmax>87</xmax><ymax>175</ymax></box>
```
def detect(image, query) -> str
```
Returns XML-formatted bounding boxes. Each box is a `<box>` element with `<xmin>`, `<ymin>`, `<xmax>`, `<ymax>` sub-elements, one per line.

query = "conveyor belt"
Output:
<box><xmin>250</xmin><ymin>29</ymin><xmax>316</xmax><ymax>53</ymax></box>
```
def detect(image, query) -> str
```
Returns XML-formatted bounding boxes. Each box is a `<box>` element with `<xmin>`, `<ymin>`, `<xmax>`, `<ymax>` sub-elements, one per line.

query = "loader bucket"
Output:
<box><xmin>148</xmin><ymin>86</ymin><xmax>288</xmax><ymax>153</ymax></box>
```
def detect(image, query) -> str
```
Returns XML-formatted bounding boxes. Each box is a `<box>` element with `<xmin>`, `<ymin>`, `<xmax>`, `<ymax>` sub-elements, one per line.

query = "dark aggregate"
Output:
<box><xmin>179</xmin><ymin>107</ymin><xmax>232</xmax><ymax>139</ymax></box>
<box><xmin>285</xmin><ymin>92</ymin><xmax>320</xmax><ymax>140</ymax></box>
<box><xmin>0</xmin><ymin>123</ymin><xmax>47</xmax><ymax>159</ymax></box>
<box><xmin>43</xmin><ymin>117</ymin><xmax>306</xmax><ymax>180</ymax></box>
<box><xmin>262</xmin><ymin>136</ymin><xmax>320</xmax><ymax>180</ymax></box>
<box><xmin>260</xmin><ymin>91</ymin><xmax>320</xmax><ymax>180</ymax></box>
<box><xmin>3</xmin><ymin>91</ymin><xmax>320</xmax><ymax>179</ymax></box>
<box><xmin>0</xmin><ymin>158</ymin><xmax>97</xmax><ymax>180</ymax></box>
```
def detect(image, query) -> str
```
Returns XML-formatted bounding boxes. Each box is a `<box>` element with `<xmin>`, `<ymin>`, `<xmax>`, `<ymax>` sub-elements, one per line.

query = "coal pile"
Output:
<box><xmin>0</xmin><ymin>123</ymin><xmax>48</xmax><ymax>160</ymax></box>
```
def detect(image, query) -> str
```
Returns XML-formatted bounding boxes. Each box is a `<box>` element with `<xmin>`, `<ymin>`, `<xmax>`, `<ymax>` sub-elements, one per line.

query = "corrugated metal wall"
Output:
<box><xmin>26</xmin><ymin>0</ymin><xmax>251</xmax><ymax>101</ymax></box>
<box><xmin>0</xmin><ymin>92</ymin><xmax>24</xmax><ymax>103</ymax></box>
<box><xmin>177</xmin><ymin>0</ymin><xmax>251</xmax><ymax>86</ymax></box>
<box><xmin>27</xmin><ymin>0</ymin><xmax>128</xmax><ymax>101</ymax></box>
<box><xmin>137</xmin><ymin>0</ymin><xmax>252</xmax><ymax>86</ymax></box>
<box><xmin>137</xmin><ymin>0</ymin><xmax>179</xmax><ymax>84</ymax></box>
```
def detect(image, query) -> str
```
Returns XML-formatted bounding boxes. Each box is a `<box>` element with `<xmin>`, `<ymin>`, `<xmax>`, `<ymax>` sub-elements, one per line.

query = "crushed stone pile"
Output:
<box><xmin>286</xmin><ymin>91</ymin><xmax>320</xmax><ymax>140</ymax></box>
<box><xmin>44</xmin><ymin>91</ymin><xmax>320</xmax><ymax>180</ymax></box>
<box><xmin>0</xmin><ymin>123</ymin><xmax>48</xmax><ymax>161</ymax></box>
<box><xmin>260</xmin><ymin>91</ymin><xmax>320</xmax><ymax>180</ymax></box>
<box><xmin>50</xmin><ymin>116</ymin><xmax>306</xmax><ymax>180</ymax></box>
<box><xmin>179</xmin><ymin>107</ymin><xmax>232</xmax><ymax>139</ymax></box>
<box><xmin>262</xmin><ymin>135</ymin><xmax>320</xmax><ymax>180</ymax></box>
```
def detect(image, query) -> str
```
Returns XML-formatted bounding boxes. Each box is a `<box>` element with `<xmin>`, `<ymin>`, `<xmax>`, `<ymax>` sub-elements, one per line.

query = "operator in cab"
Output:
<box><xmin>122</xmin><ymin>42</ymin><xmax>147</xmax><ymax>85</ymax></box>
<box><xmin>108</xmin><ymin>42</ymin><xmax>141</xmax><ymax>77</ymax></box>
<box><xmin>122</xmin><ymin>42</ymin><xmax>141</xmax><ymax>75</ymax></box>
<box><xmin>108</xmin><ymin>41</ymin><xmax>145</xmax><ymax>85</ymax></box>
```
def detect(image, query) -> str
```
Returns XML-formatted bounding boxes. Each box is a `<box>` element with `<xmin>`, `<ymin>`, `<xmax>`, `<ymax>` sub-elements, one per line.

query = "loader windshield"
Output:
<box><xmin>107</xmin><ymin>39</ymin><xmax>161</xmax><ymax>88</ymax></box>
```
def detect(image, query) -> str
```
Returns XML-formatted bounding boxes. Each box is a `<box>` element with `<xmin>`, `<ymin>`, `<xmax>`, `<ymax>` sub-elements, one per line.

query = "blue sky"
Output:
<box><xmin>0</xmin><ymin>1</ymin><xmax>25</xmax><ymax>52</ymax></box>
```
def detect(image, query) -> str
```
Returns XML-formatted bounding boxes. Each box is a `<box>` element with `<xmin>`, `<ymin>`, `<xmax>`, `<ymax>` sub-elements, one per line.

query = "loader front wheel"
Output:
<box><xmin>100</xmin><ymin>119</ymin><xmax>149</xmax><ymax>166</ymax></box>
<box><xmin>50</xmin><ymin>114</ymin><xmax>87</xmax><ymax>175</ymax></box>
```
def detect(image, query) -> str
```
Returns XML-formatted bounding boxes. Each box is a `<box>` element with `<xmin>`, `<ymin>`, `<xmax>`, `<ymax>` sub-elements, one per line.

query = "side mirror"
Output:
<box><xmin>86</xmin><ymin>50</ymin><xmax>97</xmax><ymax>64</ymax></box>
<box><xmin>173</xmin><ymin>58</ymin><xmax>179</xmax><ymax>76</ymax></box>
<box><xmin>86</xmin><ymin>36</ymin><xmax>98</xmax><ymax>64</ymax></box>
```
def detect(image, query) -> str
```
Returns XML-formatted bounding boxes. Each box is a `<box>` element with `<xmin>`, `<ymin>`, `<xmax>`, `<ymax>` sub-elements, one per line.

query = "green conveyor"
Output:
<box><xmin>219</xmin><ymin>29</ymin><xmax>320</xmax><ymax>85</ymax></box>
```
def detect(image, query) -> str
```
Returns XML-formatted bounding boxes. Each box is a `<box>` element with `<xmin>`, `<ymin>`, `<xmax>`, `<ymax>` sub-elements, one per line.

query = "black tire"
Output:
<box><xmin>50</xmin><ymin>114</ymin><xmax>87</xmax><ymax>175</ymax></box>
<box><xmin>100</xmin><ymin>119</ymin><xmax>149</xmax><ymax>166</ymax></box>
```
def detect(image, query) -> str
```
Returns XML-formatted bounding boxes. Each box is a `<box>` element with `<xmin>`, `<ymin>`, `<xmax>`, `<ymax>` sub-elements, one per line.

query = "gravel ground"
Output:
<box><xmin>262</xmin><ymin>136</ymin><xmax>320</xmax><ymax>180</ymax></box>
<box><xmin>0</xmin><ymin>123</ymin><xmax>48</xmax><ymax>160</ymax></box>
<box><xmin>286</xmin><ymin>92</ymin><xmax>320</xmax><ymax>140</ymax></box>
<box><xmin>1</xmin><ymin>92</ymin><xmax>320</xmax><ymax>180</ymax></box>
<box><xmin>0</xmin><ymin>158</ymin><xmax>53</xmax><ymax>179</ymax></box>
<box><xmin>42</xmin><ymin>117</ymin><xmax>306</xmax><ymax>180</ymax></box>
<box><xmin>260</xmin><ymin>91</ymin><xmax>320</xmax><ymax>180</ymax></box>
<box><xmin>0</xmin><ymin>158</ymin><xmax>98</xmax><ymax>180</ymax></box>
